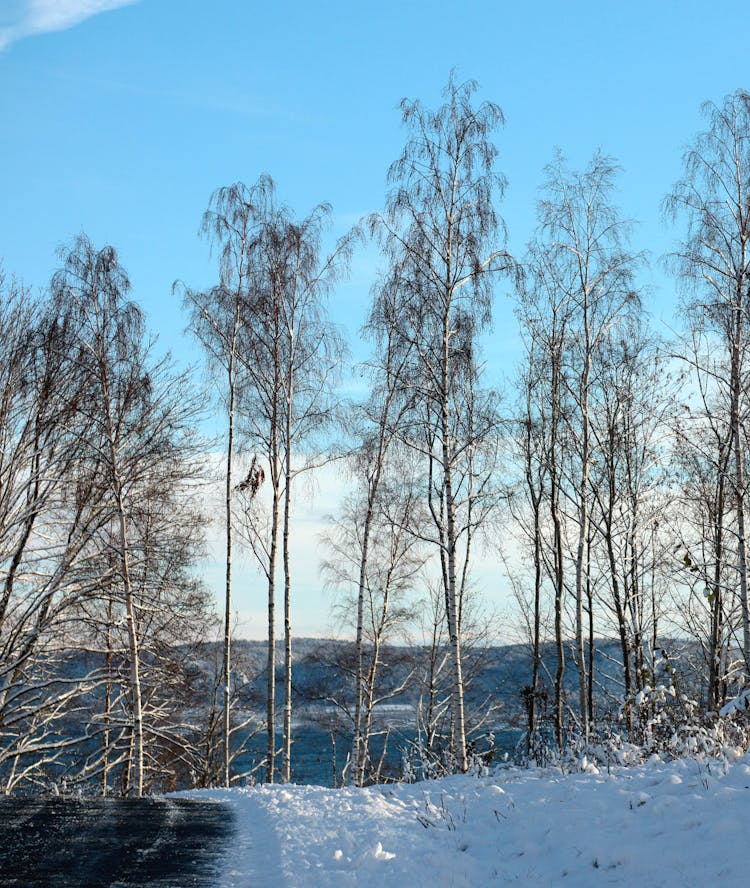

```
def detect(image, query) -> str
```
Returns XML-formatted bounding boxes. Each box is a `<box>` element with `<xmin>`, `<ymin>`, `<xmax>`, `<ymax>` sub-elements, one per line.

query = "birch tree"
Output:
<box><xmin>671</xmin><ymin>355</ymin><xmax>736</xmax><ymax>711</ymax></box>
<box><xmin>319</xmin><ymin>269</ymin><xmax>419</xmax><ymax>785</ymax></box>
<box><xmin>517</xmin><ymin>153</ymin><xmax>641</xmax><ymax>743</ymax></box>
<box><xmin>209</xmin><ymin>178</ymin><xmax>354</xmax><ymax>783</ymax></box>
<box><xmin>509</xmin><ymin>329</ymin><xmax>552</xmax><ymax>751</ymax></box>
<box><xmin>181</xmin><ymin>179</ymin><xmax>272</xmax><ymax>787</ymax></box>
<box><xmin>251</xmin><ymin>197</ymin><xmax>352</xmax><ymax>784</ymax></box>
<box><xmin>666</xmin><ymin>90</ymin><xmax>750</xmax><ymax>676</ymax></box>
<box><xmin>370</xmin><ymin>74</ymin><xmax>511</xmax><ymax>771</ymax></box>
<box><xmin>53</xmin><ymin>238</ymin><xmax>147</xmax><ymax>796</ymax></box>
<box><xmin>53</xmin><ymin>234</ymin><xmax>206</xmax><ymax>796</ymax></box>
<box><xmin>590</xmin><ymin>322</ymin><xmax>674</xmax><ymax>725</ymax></box>
<box><xmin>322</xmin><ymin>445</ymin><xmax>424</xmax><ymax>785</ymax></box>
<box><xmin>0</xmin><ymin>275</ymin><xmax>108</xmax><ymax>792</ymax></box>
<box><xmin>515</xmin><ymin>254</ymin><xmax>571</xmax><ymax>748</ymax></box>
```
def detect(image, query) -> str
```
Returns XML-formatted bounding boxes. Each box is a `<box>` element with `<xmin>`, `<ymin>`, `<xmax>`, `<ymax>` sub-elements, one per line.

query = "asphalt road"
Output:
<box><xmin>0</xmin><ymin>796</ymin><xmax>234</xmax><ymax>887</ymax></box>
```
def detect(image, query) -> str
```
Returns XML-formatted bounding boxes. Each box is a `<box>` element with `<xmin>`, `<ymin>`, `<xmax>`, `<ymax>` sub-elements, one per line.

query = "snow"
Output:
<box><xmin>185</xmin><ymin>754</ymin><xmax>750</xmax><ymax>886</ymax></box>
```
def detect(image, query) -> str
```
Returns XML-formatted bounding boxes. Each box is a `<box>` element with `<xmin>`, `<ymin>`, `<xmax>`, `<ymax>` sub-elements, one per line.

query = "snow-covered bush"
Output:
<box><xmin>511</xmin><ymin>728</ymin><xmax>558</xmax><ymax>769</ymax></box>
<box><xmin>624</xmin><ymin>652</ymin><xmax>747</xmax><ymax>761</ymax></box>
<box><xmin>513</xmin><ymin>654</ymin><xmax>750</xmax><ymax>774</ymax></box>
<box><xmin>401</xmin><ymin>732</ymin><xmax>498</xmax><ymax>782</ymax></box>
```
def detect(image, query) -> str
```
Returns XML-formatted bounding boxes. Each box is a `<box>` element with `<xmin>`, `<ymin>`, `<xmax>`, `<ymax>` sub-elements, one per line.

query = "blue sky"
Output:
<box><xmin>1</xmin><ymin>0</ymin><xmax>748</xmax><ymax>636</ymax></box>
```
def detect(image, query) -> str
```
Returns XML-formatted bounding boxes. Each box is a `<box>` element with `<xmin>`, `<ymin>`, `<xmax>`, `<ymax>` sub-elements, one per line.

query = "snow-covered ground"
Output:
<box><xmin>187</xmin><ymin>754</ymin><xmax>750</xmax><ymax>886</ymax></box>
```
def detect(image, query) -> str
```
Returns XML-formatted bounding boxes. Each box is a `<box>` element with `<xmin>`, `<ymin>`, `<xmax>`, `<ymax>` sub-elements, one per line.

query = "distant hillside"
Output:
<box><xmin>195</xmin><ymin>636</ymin><xmax>703</xmax><ymax>731</ymax></box>
<box><xmin>59</xmin><ymin>635</ymin><xmax>703</xmax><ymax>733</ymax></box>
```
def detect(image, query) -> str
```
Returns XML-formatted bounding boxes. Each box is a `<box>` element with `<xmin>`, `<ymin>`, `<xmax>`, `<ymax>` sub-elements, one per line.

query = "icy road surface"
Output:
<box><xmin>0</xmin><ymin>796</ymin><xmax>233</xmax><ymax>887</ymax></box>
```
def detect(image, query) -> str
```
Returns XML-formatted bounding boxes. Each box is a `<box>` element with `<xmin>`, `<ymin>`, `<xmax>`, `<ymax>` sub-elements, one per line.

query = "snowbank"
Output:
<box><xmin>186</xmin><ymin>754</ymin><xmax>750</xmax><ymax>886</ymax></box>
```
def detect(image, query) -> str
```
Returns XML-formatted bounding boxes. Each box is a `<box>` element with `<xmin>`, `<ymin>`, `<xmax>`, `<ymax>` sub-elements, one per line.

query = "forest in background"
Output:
<box><xmin>2</xmin><ymin>76</ymin><xmax>750</xmax><ymax>795</ymax></box>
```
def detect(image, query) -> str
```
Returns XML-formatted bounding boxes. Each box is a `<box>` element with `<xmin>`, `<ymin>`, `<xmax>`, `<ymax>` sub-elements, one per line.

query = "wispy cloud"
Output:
<box><xmin>0</xmin><ymin>0</ymin><xmax>139</xmax><ymax>52</ymax></box>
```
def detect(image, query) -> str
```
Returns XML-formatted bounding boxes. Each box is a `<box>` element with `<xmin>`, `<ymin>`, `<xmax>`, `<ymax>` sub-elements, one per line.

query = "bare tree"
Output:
<box><xmin>666</xmin><ymin>90</ymin><xmax>750</xmax><ymax>676</ymax></box>
<box><xmin>209</xmin><ymin>178</ymin><xmax>354</xmax><ymax>783</ymax></box>
<box><xmin>670</xmin><ymin>375</ymin><xmax>736</xmax><ymax>710</ymax></box>
<box><xmin>0</xmin><ymin>273</ymin><xmax>111</xmax><ymax>792</ymax></box>
<box><xmin>318</xmin><ymin>268</ymin><xmax>420</xmax><ymax>785</ymax></box>
<box><xmin>53</xmin><ymin>234</ymin><xmax>206</xmax><ymax>796</ymax></box>
<box><xmin>322</xmin><ymin>443</ymin><xmax>424</xmax><ymax>785</ymax></box>
<box><xmin>517</xmin><ymin>152</ymin><xmax>642</xmax><ymax>744</ymax></box>
<box><xmin>508</xmin><ymin>330</ymin><xmax>552</xmax><ymax>751</ymax></box>
<box><xmin>370</xmin><ymin>73</ymin><xmax>512</xmax><ymax>770</ymax></box>
<box><xmin>588</xmin><ymin>321</ymin><xmax>675</xmax><ymax>726</ymax></box>
<box><xmin>515</xmin><ymin>255</ymin><xmax>572</xmax><ymax>748</ymax></box>
<box><xmin>251</xmin><ymin>195</ymin><xmax>353</xmax><ymax>784</ymax></box>
<box><xmin>180</xmin><ymin>179</ymin><xmax>273</xmax><ymax>787</ymax></box>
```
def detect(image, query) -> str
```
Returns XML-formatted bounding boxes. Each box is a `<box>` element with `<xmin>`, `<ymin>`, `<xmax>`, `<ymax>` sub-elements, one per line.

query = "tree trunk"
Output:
<box><xmin>223</xmin><ymin>362</ymin><xmax>235</xmax><ymax>788</ymax></box>
<box><xmin>441</xmin><ymin>311</ymin><xmax>467</xmax><ymax>772</ymax></box>
<box><xmin>730</xmin><ymin>299</ymin><xmax>750</xmax><ymax>672</ymax></box>
<box><xmin>102</xmin><ymin>363</ymin><xmax>143</xmax><ymax>797</ymax></box>
<box><xmin>266</xmin><ymin>478</ymin><xmax>279</xmax><ymax>783</ymax></box>
<box><xmin>119</xmin><ymin>493</ymin><xmax>143</xmax><ymax>797</ymax></box>
<box><xmin>574</xmin><ymin>289</ymin><xmax>591</xmax><ymax>742</ymax></box>
<box><xmin>354</xmin><ymin>490</ymin><xmax>377</xmax><ymax>786</ymax></box>
<box><xmin>709</xmin><ymin>456</ymin><xmax>727</xmax><ymax>709</ymax></box>
<box><xmin>282</xmin><ymin>370</ymin><xmax>294</xmax><ymax>783</ymax></box>
<box><xmin>549</xmin><ymin>340</ymin><xmax>566</xmax><ymax>752</ymax></box>
<box><xmin>102</xmin><ymin>596</ymin><xmax>113</xmax><ymax>796</ymax></box>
